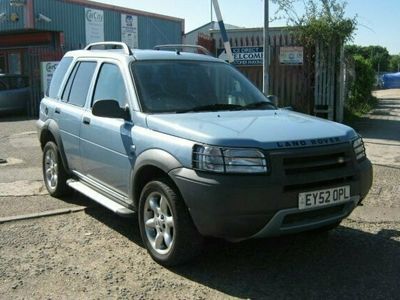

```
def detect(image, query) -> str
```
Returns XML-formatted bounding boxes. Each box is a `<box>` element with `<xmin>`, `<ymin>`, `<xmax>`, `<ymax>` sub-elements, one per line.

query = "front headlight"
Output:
<box><xmin>193</xmin><ymin>145</ymin><xmax>267</xmax><ymax>174</ymax></box>
<box><xmin>352</xmin><ymin>135</ymin><xmax>366</xmax><ymax>161</ymax></box>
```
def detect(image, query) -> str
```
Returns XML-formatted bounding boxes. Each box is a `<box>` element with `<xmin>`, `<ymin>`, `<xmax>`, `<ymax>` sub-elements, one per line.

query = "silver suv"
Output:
<box><xmin>37</xmin><ymin>42</ymin><xmax>372</xmax><ymax>266</ymax></box>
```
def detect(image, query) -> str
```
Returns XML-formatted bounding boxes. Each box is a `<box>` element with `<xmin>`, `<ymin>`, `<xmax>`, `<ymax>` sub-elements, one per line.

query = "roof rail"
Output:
<box><xmin>153</xmin><ymin>44</ymin><xmax>212</xmax><ymax>56</ymax></box>
<box><xmin>84</xmin><ymin>42</ymin><xmax>133</xmax><ymax>55</ymax></box>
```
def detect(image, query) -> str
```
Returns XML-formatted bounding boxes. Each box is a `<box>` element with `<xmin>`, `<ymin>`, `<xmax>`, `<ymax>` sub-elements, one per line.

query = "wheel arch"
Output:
<box><xmin>130</xmin><ymin>149</ymin><xmax>183</xmax><ymax>209</ymax></box>
<box><xmin>39</xmin><ymin>120</ymin><xmax>70</xmax><ymax>174</ymax></box>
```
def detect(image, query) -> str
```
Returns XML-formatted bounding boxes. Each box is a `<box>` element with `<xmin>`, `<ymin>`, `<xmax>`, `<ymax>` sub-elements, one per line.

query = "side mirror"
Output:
<box><xmin>92</xmin><ymin>99</ymin><xmax>130</xmax><ymax>120</ymax></box>
<box><xmin>267</xmin><ymin>95</ymin><xmax>278</xmax><ymax>107</ymax></box>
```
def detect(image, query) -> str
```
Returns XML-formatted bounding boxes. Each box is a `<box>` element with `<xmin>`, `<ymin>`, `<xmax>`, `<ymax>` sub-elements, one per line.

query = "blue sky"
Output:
<box><xmin>94</xmin><ymin>0</ymin><xmax>400</xmax><ymax>54</ymax></box>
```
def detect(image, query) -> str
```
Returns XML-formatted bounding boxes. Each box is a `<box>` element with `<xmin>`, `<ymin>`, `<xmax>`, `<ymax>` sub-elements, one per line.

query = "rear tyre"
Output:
<box><xmin>42</xmin><ymin>141</ymin><xmax>69</xmax><ymax>197</ymax></box>
<box><xmin>138</xmin><ymin>178</ymin><xmax>203</xmax><ymax>266</ymax></box>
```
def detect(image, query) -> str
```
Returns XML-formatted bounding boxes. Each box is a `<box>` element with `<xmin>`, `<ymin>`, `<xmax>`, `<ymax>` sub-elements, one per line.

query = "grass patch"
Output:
<box><xmin>343</xmin><ymin>95</ymin><xmax>378</xmax><ymax>125</ymax></box>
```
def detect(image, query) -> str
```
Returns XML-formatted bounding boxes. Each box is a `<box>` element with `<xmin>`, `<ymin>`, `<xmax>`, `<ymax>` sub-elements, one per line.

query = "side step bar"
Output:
<box><xmin>67</xmin><ymin>179</ymin><xmax>134</xmax><ymax>217</ymax></box>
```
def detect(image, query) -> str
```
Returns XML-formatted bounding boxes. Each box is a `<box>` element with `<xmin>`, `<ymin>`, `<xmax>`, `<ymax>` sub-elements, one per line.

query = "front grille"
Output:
<box><xmin>283</xmin><ymin>152</ymin><xmax>350</xmax><ymax>175</ymax></box>
<box><xmin>270</xmin><ymin>144</ymin><xmax>356</xmax><ymax>194</ymax></box>
<box><xmin>282</xmin><ymin>204</ymin><xmax>345</xmax><ymax>226</ymax></box>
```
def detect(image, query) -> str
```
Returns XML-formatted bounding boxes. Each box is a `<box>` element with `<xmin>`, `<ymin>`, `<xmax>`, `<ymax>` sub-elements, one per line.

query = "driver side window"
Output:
<box><xmin>92</xmin><ymin>63</ymin><xmax>128</xmax><ymax>108</ymax></box>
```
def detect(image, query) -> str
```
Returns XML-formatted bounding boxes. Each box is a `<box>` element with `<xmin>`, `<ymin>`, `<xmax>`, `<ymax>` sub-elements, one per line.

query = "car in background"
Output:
<box><xmin>0</xmin><ymin>74</ymin><xmax>30</xmax><ymax>114</ymax></box>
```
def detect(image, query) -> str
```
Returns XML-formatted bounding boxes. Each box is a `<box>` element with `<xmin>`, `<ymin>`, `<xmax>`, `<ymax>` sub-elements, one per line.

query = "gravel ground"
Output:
<box><xmin>1</xmin><ymin>209</ymin><xmax>399</xmax><ymax>300</ymax></box>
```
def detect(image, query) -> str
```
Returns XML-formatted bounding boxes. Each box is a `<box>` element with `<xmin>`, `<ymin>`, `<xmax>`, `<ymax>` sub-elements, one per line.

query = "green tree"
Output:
<box><xmin>271</xmin><ymin>0</ymin><xmax>357</xmax><ymax>47</ymax></box>
<box><xmin>389</xmin><ymin>54</ymin><xmax>400</xmax><ymax>72</ymax></box>
<box><xmin>347</xmin><ymin>55</ymin><xmax>376</xmax><ymax>114</ymax></box>
<box><xmin>345</xmin><ymin>45</ymin><xmax>390</xmax><ymax>73</ymax></box>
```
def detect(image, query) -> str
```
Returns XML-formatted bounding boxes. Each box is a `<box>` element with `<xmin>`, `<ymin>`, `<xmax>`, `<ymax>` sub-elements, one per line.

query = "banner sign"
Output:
<box><xmin>40</xmin><ymin>61</ymin><xmax>59</xmax><ymax>95</ymax></box>
<box><xmin>121</xmin><ymin>14</ymin><xmax>138</xmax><ymax>48</ymax></box>
<box><xmin>85</xmin><ymin>8</ymin><xmax>104</xmax><ymax>44</ymax></box>
<box><xmin>218</xmin><ymin>47</ymin><xmax>263</xmax><ymax>66</ymax></box>
<box><xmin>279</xmin><ymin>47</ymin><xmax>303</xmax><ymax>65</ymax></box>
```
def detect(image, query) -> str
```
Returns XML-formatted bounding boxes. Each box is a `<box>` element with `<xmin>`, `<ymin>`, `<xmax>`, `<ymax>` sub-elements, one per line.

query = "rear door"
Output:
<box><xmin>56</xmin><ymin>60</ymin><xmax>97</xmax><ymax>172</ymax></box>
<box><xmin>80</xmin><ymin>61</ymin><xmax>134</xmax><ymax>197</ymax></box>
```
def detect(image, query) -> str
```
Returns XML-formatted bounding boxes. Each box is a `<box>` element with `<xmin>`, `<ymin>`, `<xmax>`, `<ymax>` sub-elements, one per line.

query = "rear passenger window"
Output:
<box><xmin>48</xmin><ymin>56</ymin><xmax>73</xmax><ymax>98</ymax></box>
<box><xmin>92</xmin><ymin>63</ymin><xmax>128</xmax><ymax>108</ymax></box>
<box><xmin>62</xmin><ymin>61</ymin><xmax>96</xmax><ymax>107</ymax></box>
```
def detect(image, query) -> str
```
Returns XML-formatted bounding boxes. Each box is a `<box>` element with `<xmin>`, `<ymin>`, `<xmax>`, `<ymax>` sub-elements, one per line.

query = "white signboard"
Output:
<box><xmin>40</xmin><ymin>61</ymin><xmax>59</xmax><ymax>95</ymax></box>
<box><xmin>85</xmin><ymin>8</ymin><xmax>104</xmax><ymax>44</ymax></box>
<box><xmin>121</xmin><ymin>14</ymin><xmax>138</xmax><ymax>48</ymax></box>
<box><xmin>280</xmin><ymin>46</ymin><xmax>303</xmax><ymax>65</ymax></box>
<box><xmin>218</xmin><ymin>47</ymin><xmax>263</xmax><ymax>66</ymax></box>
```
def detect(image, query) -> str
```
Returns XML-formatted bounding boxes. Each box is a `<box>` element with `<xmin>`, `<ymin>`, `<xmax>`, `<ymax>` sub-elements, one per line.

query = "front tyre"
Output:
<box><xmin>42</xmin><ymin>141</ymin><xmax>69</xmax><ymax>197</ymax></box>
<box><xmin>138</xmin><ymin>179</ymin><xmax>203</xmax><ymax>266</ymax></box>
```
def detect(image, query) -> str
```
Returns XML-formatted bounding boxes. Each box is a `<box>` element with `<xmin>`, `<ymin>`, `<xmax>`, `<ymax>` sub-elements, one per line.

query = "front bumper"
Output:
<box><xmin>170</xmin><ymin>145</ymin><xmax>373</xmax><ymax>240</ymax></box>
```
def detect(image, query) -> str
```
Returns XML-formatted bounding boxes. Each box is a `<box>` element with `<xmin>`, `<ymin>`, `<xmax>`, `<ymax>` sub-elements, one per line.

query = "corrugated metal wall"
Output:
<box><xmin>0</xmin><ymin>1</ymin><xmax>25</xmax><ymax>32</ymax></box>
<box><xmin>32</xmin><ymin>0</ymin><xmax>183</xmax><ymax>50</ymax></box>
<box><xmin>138</xmin><ymin>16</ymin><xmax>182</xmax><ymax>49</ymax></box>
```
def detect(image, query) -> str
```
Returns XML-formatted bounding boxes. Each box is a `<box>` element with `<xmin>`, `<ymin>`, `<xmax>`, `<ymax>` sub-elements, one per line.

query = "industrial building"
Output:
<box><xmin>0</xmin><ymin>0</ymin><xmax>184</xmax><ymax>115</ymax></box>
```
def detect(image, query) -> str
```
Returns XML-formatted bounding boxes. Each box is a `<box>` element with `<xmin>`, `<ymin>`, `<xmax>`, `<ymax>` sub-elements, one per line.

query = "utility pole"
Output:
<box><xmin>263</xmin><ymin>0</ymin><xmax>270</xmax><ymax>95</ymax></box>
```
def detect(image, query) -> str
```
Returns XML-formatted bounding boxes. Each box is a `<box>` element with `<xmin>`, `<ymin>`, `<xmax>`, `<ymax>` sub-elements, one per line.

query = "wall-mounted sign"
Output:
<box><xmin>279</xmin><ymin>46</ymin><xmax>303</xmax><ymax>65</ymax></box>
<box><xmin>40</xmin><ymin>61</ymin><xmax>59</xmax><ymax>95</ymax></box>
<box><xmin>85</xmin><ymin>8</ymin><xmax>104</xmax><ymax>44</ymax></box>
<box><xmin>218</xmin><ymin>47</ymin><xmax>263</xmax><ymax>66</ymax></box>
<box><xmin>121</xmin><ymin>14</ymin><xmax>138</xmax><ymax>48</ymax></box>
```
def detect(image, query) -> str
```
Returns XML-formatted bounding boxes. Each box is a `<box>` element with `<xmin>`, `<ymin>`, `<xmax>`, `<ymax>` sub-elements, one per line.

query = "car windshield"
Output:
<box><xmin>131</xmin><ymin>60</ymin><xmax>275</xmax><ymax>113</ymax></box>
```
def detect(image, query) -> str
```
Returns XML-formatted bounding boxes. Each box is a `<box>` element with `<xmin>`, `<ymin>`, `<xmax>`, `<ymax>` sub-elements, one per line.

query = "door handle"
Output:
<box><xmin>55</xmin><ymin>107</ymin><xmax>61</xmax><ymax>114</ymax></box>
<box><xmin>82</xmin><ymin>117</ymin><xmax>91</xmax><ymax>125</ymax></box>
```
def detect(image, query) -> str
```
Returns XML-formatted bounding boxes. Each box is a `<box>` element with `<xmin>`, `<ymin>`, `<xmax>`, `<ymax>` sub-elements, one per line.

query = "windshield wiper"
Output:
<box><xmin>176</xmin><ymin>103</ymin><xmax>242</xmax><ymax>113</ymax></box>
<box><xmin>239</xmin><ymin>101</ymin><xmax>276</xmax><ymax>110</ymax></box>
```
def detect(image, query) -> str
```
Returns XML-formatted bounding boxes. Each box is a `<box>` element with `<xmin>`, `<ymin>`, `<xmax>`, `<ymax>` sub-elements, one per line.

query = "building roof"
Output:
<box><xmin>65</xmin><ymin>0</ymin><xmax>184</xmax><ymax>23</ymax></box>
<box><xmin>185</xmin><ymin>21</ymin><xmax>240</xmax><ymax>35</ymax></box>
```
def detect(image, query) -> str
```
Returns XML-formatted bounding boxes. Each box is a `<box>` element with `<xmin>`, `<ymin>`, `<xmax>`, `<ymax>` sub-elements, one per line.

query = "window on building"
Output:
<box><xmin>92</xmin><ymin>63</ymin><xmax>128</xmax><ymax>108</ymax></box>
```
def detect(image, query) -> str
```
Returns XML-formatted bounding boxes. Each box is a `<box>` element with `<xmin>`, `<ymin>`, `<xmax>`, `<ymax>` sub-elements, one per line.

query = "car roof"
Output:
<box><xmin>64</xmin><ymin>48</ymin><xmax>223</xmax><ymax>63</ymax></box>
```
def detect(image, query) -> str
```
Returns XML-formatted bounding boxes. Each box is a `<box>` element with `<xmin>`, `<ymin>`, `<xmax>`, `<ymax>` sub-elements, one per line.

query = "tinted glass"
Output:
<box><xmin>92</xmin><ymin>63</ymin><xmax>127</xmax><ymax>108</ymax></box>
<box><xmin>48</xmin><ymin>56</ymin><xmax>73</xmax><ymax>98</ymax></box>
<box><xmin>131</xmin><ymin>61</ymin><xmax>271</xmax><ymax>113</ymax></box>
<box><xmin>61</xmin><ymin>63</ymin><xmax>78</xmax><ymax>102</ymax></box>
<box><xmin>67</xmin><ymin>62</ymin><xmax>97</xmax><ymax>107</ymax></box>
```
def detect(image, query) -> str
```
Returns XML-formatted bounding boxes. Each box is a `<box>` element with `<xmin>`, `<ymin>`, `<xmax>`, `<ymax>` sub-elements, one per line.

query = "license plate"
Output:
<box><xmin>298</xmin><ymin>186</ymin><xmax>350</xmax><ymax>210</ymax></box>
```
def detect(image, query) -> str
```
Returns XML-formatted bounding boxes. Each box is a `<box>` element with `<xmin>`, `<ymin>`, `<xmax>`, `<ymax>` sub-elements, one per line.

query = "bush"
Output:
<box><xmin>346</xmin><ymin>55</ymin><xmax>377</xmax><ymax>116</ymax></box>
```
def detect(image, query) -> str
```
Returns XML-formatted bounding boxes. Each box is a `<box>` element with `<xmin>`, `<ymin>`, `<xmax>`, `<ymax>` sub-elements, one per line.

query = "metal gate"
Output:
<box><xmin>25</xmin><ymin>47</ymin><xmax>64</xmax><ymax>116</ymax></box>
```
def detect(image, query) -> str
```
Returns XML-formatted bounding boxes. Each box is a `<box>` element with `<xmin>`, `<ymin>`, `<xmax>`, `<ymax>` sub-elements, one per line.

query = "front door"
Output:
<box><xmin>80</xmin><ymin>62</ymin><xmax>134</xmax><ymax>197</ymax></box>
